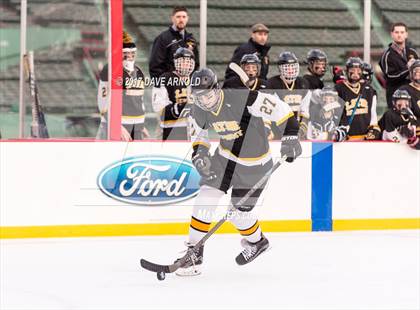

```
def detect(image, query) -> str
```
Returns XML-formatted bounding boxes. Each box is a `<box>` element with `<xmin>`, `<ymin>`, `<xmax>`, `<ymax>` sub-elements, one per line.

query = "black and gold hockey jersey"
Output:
<box><xmin>303</xmin><ymin>73</ymin><xmax>324</xmax><ymax>90</ymax></box>
<box><xmin>335</xmin><ymin>81</ymin><xmax>379</xmax><ymax>139</ymax></box>
<box><xmin>266</xmin><ymin>76</ymin><xmax>311</xmax><ymax>120</ymax></box>
<box><xmin>98</xmin><ymin>64</ymin><xmax>145</xmax><ymax>124</ymax></box>
<box><xmin>398</xmin><ymin>83</ymin><xmax>420</xmax><ymax>118</ymax></box>
<box><xmin>379</xmin><ymin>109</ymin><xmax>420</xmax><ymax>142</ymax></box>
<box><xmin>222</xmin><ymin>76</ymin><xmax>268</xmax><ymax>91</ymax></box>
<box><xmin>152</xmin><ymin>72</ymin><xmax>191</xmax><ymax>128</ymax></box>
<box><xmin>191</xmin><ymin>89</ymin><xmax>296</xmax><ymax>166</ymax></box>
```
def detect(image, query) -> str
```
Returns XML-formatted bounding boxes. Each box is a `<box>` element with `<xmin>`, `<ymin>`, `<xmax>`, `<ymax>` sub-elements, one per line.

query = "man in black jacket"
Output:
<box><xmin>224</xmin><ymin>23</ymin><xmax>271</xmax><ymax>80</ymax></box>
<box><xmin>149</xmin><ymin>6</ymin><xmax>199</xmax><ymax>80</ymax></box>
<box><xmin>379</xmin><ymin>22</ymin><xmax>418</xmax><ymax>108</ymax></box>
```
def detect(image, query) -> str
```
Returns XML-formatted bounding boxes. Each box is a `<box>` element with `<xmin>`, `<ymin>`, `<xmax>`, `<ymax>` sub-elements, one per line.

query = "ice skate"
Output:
<box><xmin>175</xmin><ymin>243</ymin><xmax>204</xmax><ymax>276</ymax></box>
<box><xmin>236</xmin><ymin>234</ymin><xmax>269</xmax><ymax>265</ymax></box>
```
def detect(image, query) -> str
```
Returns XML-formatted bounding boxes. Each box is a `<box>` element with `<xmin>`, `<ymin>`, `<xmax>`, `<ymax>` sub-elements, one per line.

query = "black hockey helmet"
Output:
<box><xmin>409</xmin><ymin>59</ymin><xmax>420</xmax><ymax>83</ymax></box>
<box><xmin>392</xmin><ymin>89</ymin><xmax>412</xmax><ymax>111</ymax></box>
<box><xmin>174</xmin><ymin>47</ymin><xmax>194</xmax><ymax>60</ymax></box>
<box><xmin>305</xmin><ymin>49</ymin><xmax>328</xmax><ymax>77</ymax></box>
<box><xmin>306</xmin><ymin>49</ymin><xmax>328</xmax><ymax>63</ymax></box>
<box><xmin>173</xmin><ymin>47</ymin><xmax>195</xmax><ymax>76</ymax></box>
<box><xmin>240</xmin><ymin>53</ymin><xmax>261</xmax><ymax>78</ymax></box>
<box><xmin>361</xmin><ymin>61</ymin><xmax>374</xmax><ymax>83</ymax></box>
<box><xmin>278</xmin><ymin>51</ymin><xmax>298</xmax><ymax>65</ymax></box>
<box><xmin>191</xmin><ymin>68</ymin><xmax>221</xmax><ymax>111</ymax></box>
<box><xmin>345</xmin><ymin>57</ymin><xmax>363</xmax><ymax>83</ymax></box>
<box><xmin>240</xmin><ymin>53</ymin><xmax>261</xmax><ymax>65</ymax></box>
<box><xmin>278</xmin><ymin>51</ymin><xmax>299</xmax><ymax>82</ymax></box>
<box><xmin>345</xmin><ymin>57</ymin><xmax>363</xmax><ymax>70</ymax></box>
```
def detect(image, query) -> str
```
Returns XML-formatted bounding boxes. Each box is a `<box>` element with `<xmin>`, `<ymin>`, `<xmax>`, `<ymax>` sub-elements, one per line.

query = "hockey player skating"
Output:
<box><xmin>171</xmin><ymin>68</ymin><xmax>301</xmax><ymax>276</ymax></box>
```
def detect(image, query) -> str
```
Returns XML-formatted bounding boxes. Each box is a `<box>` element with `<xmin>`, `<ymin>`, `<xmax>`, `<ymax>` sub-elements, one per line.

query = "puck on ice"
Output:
<box><xmin>157</xmin><ymin>271</ymin><xmax>166</xmax><ymax>281</ymax></box>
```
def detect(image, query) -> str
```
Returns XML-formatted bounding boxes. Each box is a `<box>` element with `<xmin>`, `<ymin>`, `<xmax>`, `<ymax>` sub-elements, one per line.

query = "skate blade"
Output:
<box><xmin>175</xmin><ymin>265</ymin><xmax>202</xmax><ymax>277</ymax></box>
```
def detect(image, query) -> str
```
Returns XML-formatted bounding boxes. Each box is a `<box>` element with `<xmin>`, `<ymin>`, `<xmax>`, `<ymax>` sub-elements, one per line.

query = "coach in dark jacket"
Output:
<box><xmin>149</xmin><ymin>6</ymin><xmax>199</xmax><ymax>79</ymax></box>
<box><xmin>379</xmin><ymin>22</ymin><xmax>418</xmax><ymax>108</ymax></box>
<box><xmin>224</xmin><ymin>23</ymin><xmax>271</xmax><ymax>80</ymax></box>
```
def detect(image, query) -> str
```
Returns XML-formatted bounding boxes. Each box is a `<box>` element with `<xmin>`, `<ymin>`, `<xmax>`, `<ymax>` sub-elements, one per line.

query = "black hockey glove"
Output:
<box><xmin>400</xmin><ymin>124</ymin><xmax>416</xmax><ymax>138</ymax></box>
<box><xmin>365</xmin><ymin>126</ymin><xmax>381</xmax><ymax>140</ymax></box>
<box><xmin>192</xmin><ymin>151</ymin><xmax>216</xmax><ymax>181</ymax></box>
<box><xmin>280</xmin><ymin>136</ymin><xmax>302</xmax><ymax>163</ymax></box>
<box><xmin>401</xmin><ymin>107</ymin><xmax>417</xmax><ymax>123</ymax></box>
<box><xmin>407</xmin><ymin>134</ymin><xmax>420</xmax><ymax>149</ymax></box>
<box><xmin>333</xmin><ymin>125</ymin><xmax>349</xmax><ymax>142</ymax></box>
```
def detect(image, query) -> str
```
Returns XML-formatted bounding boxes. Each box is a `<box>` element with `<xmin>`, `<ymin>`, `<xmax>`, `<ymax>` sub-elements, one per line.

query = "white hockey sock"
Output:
<box><xmin>188</xmin><ymin>185</ymin><xmax>224</xmax><ymax>245</ymax></box>
<box><xmin>229</xmin><ymin>209</ymin><xmax>262</xmax><ymax>244</ymax></box>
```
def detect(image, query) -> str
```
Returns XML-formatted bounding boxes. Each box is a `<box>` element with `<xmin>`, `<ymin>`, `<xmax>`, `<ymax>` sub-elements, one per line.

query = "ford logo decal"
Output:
<box><xmin>97</xmin><ymin>156</ymin><xmax>201</xmax><ymax>206</ymax></box>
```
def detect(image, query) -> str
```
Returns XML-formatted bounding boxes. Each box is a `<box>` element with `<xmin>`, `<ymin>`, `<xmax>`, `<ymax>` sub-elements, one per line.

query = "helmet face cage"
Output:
<box><xmin>174</xmin><ymin>57</ymin><xmax>195</xmax><ymax>77</ymax></box>
<box><xmin>279</xmin><ymin>62</ymin><xmax>299</xmax><ymax>82</ymax></box>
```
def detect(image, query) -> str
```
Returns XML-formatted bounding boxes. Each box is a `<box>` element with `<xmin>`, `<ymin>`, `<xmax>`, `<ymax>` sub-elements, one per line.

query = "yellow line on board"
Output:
<box><xmin>1</xmin><ymin>218</ymin><xmax>418</xmax><ymax>239</ymax></box>
<box><xmin>333</xmin><ymin>218</ymin><xmax>420</xmax><ymax>231</ymax></box>
<box><xmin>0</xmin><ymin>220</ymin><xmax>311</xmax><ymax>239</ymax></box>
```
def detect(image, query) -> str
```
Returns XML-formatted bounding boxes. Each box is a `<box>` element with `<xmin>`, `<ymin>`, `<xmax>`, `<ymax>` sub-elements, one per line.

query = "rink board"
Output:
<box><xmin>0</xmin><ymin>141</ymin><xmax>419</xmax><ymax>238</ymax></box>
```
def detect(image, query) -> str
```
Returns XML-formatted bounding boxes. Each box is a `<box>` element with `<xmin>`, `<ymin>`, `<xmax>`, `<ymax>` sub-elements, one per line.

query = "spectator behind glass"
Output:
<box><xmin>379</xmin><ymin>22</ymin><xmax>418</xmax><ymax>108</ymax></box>
<box><xmin>224</xmin><ymin>23</ymin><xmax>271</xmax><ymax>80</ymax></box>
<box><xmin>149</xmin><ymin>6</ymin><xmax>199</xmax><ymax>80</ymax></box>
<box><xmin>96</xmin><ymin>31</ymin><xmax>149</xmax><ymax>141</ymax></box>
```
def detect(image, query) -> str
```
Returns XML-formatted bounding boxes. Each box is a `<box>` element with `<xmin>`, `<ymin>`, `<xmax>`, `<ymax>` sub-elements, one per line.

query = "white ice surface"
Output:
<box><xmin>1</xmin><ymin>230</ymin><xmax>419</xmax><ymax>310</ymax></box>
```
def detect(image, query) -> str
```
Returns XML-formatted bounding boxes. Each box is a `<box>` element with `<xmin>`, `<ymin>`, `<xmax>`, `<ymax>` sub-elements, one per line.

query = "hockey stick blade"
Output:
<box><xmin>140</xmin><ymin>244</ymin><xmax>198</xmax><ymax>274</ymax></box>
<box><xmin>228</xmin><ymin>62</ymin><xmax>250</xmax><ymax>87</ymax></box>
<box><xmin>140</xmin><ymin>155</ymin><xmax>287</xmax><ymax>276</ymax></box>
<box><xmin>140</xmin><ymin>258</ymin><xmax>174</xmax><ymax>273</ymax></box>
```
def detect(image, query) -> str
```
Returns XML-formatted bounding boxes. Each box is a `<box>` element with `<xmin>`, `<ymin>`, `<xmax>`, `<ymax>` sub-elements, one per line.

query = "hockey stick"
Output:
<box><xmin>228</xmin><ymin>62</ymin><xmax>250</xmax><ymax>87</ymax></box>
<box><xmin>140</xmin><ymin>155</ymin><xmax>288</xmax><ymax>278</ymax></box>
<box><xmin>23</xmin><ymin>51</ymin><xmax>49</xmax><ymax>138</ymax></box>
<box><xmin>347</xmin><ymin>93</ymin><xmax>361</xmax><ymax>130</ymax></box>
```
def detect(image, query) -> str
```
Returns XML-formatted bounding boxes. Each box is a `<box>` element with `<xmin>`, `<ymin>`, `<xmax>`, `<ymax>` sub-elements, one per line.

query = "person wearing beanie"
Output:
<box><xmin>224</xmin><ymin>23</ymin><xmax>271</xmax><ymax>80</ymax></box>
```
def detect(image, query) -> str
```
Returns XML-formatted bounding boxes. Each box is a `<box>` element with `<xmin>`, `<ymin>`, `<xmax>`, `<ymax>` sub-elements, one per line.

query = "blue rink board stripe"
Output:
<box><xmin>311</xmin><ymin>143</ymin><xmax>333</xmax><ymax>231</ymax></box>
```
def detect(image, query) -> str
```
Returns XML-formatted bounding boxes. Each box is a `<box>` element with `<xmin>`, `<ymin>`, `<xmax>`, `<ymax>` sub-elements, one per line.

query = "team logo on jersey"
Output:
<box><xmin>97</xmin><ymin>156</ymin><xmax>201</xmax><ymax>206</ymax></box>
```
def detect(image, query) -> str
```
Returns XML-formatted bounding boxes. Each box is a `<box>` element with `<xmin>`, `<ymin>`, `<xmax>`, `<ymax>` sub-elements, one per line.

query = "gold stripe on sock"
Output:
<box><xmin>190</xmin><ymin>216</ymin><xmax>211</xmax><ymax>233</ymax></box>
<box><xmin>238</xmin><ymin>221</ymin><xmax>260</xmax><ymax>236</ymax></box>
